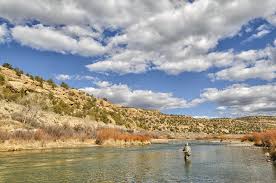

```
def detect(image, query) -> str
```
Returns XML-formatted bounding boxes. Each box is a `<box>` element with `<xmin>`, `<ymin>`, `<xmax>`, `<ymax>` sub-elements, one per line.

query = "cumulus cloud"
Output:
<box><xmin>196</xmin><ymin>83</ymin><xmax>276</xmax><ymax>115</ymax></box>
<box><xmin>0</xmin><ymin>24</ymin><xmax>8</xmax><ymax>43</ymax></box>
<box><xmin>11</xmin><ymin>24</ymin><xmax>106</xmax><ymax>57</ymax></box>
<box><xmin>80</xmin><ymin>81</ymin><xmax>276</xmax><ymax>115</ymax></box>
<box><xmin>1</xmin><ymin>1</ymin><xmax>276</xmax><ymax>74</ymax></box>
<box><xmin>55</xmin><ymin>74</ymin><xmax>71</xmax><ymax>81</ymax></box>
<box><xmin>0</xmin><ymin>0</ymin><xmax>178</xmax><ymax>28</ymax></box>
<box><xmin>87</xmin><ymin>0</ymin><xmax>276</xmax><ymax>74</ymax></box>
<box><xmin>80</xmin><ymin>81</ymin><xmax>189</xmax><ymax>110</ymax></box>
<box><xmin>86</xmin><ymin>50</ymin><xmax>155</xmax><ymax>74</ymax></box>
<box><xmin>209</xmin><ymin>44</ymin><xmax>276</xmax><ymax>81</ymax></box>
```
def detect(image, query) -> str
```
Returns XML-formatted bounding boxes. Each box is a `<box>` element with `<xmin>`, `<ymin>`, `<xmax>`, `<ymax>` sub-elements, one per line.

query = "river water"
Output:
<box><xmin>0</xmin><ymin>141</ymin><xmax>275</xmax><ymax>183</ymax></box>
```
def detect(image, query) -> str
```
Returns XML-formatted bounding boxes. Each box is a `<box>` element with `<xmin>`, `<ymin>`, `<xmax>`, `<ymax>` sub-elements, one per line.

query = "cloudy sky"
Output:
<box><xmin>0</xmin><ymin>0</ymin><xmax>276</xmax><ymax>117</ymax></box>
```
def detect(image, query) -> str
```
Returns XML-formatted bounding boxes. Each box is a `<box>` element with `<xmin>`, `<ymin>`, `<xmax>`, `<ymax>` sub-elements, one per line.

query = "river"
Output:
<box><xmin>0</xmin><ymin>141</ymin><xmax>275</xmax><ymax>182</ymax></box>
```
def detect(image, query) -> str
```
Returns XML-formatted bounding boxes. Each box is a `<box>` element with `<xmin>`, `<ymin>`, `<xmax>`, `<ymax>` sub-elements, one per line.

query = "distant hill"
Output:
<box><xmin>0</xmin><ymin>63</ymin><xmax>276</xmax><ymax>137</ymax></box>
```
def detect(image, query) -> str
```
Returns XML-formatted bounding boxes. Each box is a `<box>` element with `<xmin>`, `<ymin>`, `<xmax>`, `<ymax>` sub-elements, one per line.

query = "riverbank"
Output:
<box><xmin>0</xmin><ymin>138</ymin><xmax>153</xmax><ymax>152</ymax></box>
<box><xmin>0</xmin><ymin>139</ymin><xmax>98</xmax><ymax>152</ymax></box>
<box><xmin>0</xmin><ymin>127</ymin><xmax>153</xmax><ymax>152</ymax></box>
<box><xmin>0</xmin><ymin>132</ymin><xmax>262</xmax><ymax>152</ymax></box>
<box><xmin>241</xmin><ymin>129</ymin><xmax>276</xmax><ymax>161</ymax></box>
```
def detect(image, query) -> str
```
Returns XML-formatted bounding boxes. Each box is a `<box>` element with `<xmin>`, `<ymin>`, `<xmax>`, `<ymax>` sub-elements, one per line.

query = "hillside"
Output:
<box><xmin>0</xmin><ymin>63</ymin><xmax>276</xmax><ymax>141</ymax></box>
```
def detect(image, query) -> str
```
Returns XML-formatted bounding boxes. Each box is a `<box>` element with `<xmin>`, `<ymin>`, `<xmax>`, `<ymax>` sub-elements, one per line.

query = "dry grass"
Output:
<box><xmin>242</xmin><ymin>129</ymin><xmax>276</xmax><ymax>160</ymax></box>
<box><xmin>95</xmin><ymin>128</ymin><xmax>151</xmax><ymax>145</ymax></box>
<box><xmin>0</xmin><ymin>124</ymin><xmax>96</xmax><ymax>142</ymax></box>
<box><xmin>241</xmin><ymin>129</ymin><xmax>276</xmax><ymax>147</ymax></box>
<box><xmin>195</xmin><ymin>134</ymin><xmax>243</xmax><ymax>141</ymax></box>
<box><xmin>0</xmin><ymin>126</ymin><xmax>151</xmax><ymax>146</ymax></box>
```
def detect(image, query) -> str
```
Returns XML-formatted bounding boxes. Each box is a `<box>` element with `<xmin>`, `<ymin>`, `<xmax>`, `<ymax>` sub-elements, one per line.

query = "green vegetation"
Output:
<box><xmin>2</xmin><ymin>63</ymin><xmax>24</xmax><ymax>77</ymax></box>
<box><xmin>52</xmin><ymin>99</ymin><xmax>73</xmax><ymax>115</ymax></box>
<box><xmin>47</xmin><ymin>79</ymin><xmax>57</xmax><ymax>88</ymax></box>
<box><xmin>1</xmin><ymin>85</ymin><xmax>22</xmax><ymax>102</ymax></box>
<box><xmin>2</xmin><ymin>63</ymin><xmax>13</xmax><ymax>69</ymax></box>
<box><xmin>14</xmin><ymin>68</ymin><xmax>24</xmax><ymax>77</ymax></box>
<box><xmin>0</xmin><ymin>74</ymin><xmax>5</xmax><ymax>85</ymax></box>
<box><xmin>60</xmin><ymin>82</ymin><xmax>69</xmax><ymax>89</ymax></box>
<box><xmin>34</xmin><ymin>75</ymin><xmax>43</xmax><ymax>82</ymax></box>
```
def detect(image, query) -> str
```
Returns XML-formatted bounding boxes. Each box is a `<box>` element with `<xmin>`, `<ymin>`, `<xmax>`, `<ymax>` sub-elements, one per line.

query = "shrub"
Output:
<box><xmin>14</xmin><ymin>68</ymin><xmax>24</xmax><ymax>77</ymax></box>
<box><xmin>47</xmin><ymin>79</ymin><xmax>57</xmax><ymax>88</ymax></box>
<box><xmin>34</xmin><ymin>76</ymin><xmax>43</xmax><ymax>84</ymax></box>
<box><xmin>29</xmin><ymin>75</ymin><xmax>34</xmax><ymax>80</ymax></box>
<box><xmin>12</xmin><ymin>130</ymin><xmax>35</xmax><ymax>141</ymax></box>
<box><xmin>52</xmin><ymin>99</ymin><xmax>73</xmax><ymax>115</ymax></box>
<box><xmin>0</xmin><ymin>123</ymin><xmax>96</xmax><ymax>142</ymax></box>
<box><xmin>110</xmin><ymin>112</ymin><xmax>124</xmax><ymax>125</ymax></box>
<box><xmin>0</xmin><ymin>129</ymin><xmax>10</xmax><ymax>141</ymax></box>
<box><xmin>34</xmin><ymin>129</ymin><xmax>50</xmax><ymax>141</ymax></box>
<box><xmin>242</xmin><ymin>129</ymin><xmax>276</xmax><ymax>147</ymax></box>
<box><xmin>48</xmin><ymin>92</ymin><xmax>54</xmax><ymax>100</ymax></box>
<box><xmin>60</xmin><ymin>82</ymin><xmax>69</xmax><ymax>89</ymax></box>
<box><xmin>2</xmin><ymin>86</ymin><xmax>21</xmax><ymax>102</ymax></box>
<box><xmin>11</xmin><ymin>111</ymin><xmax>40</xmax><ymax>128</ymax></box>
<box><xmin>95</xmin><ymin>128</ymin><xmax>151</xmax><ymax>145</ymax></box>
<box><xmin>2</xmin><ymin>63</ymin><xmax>13</xmax><ymax>69</ymax></box>
<box><xmin>0</xmin><ymin>74</ymin><xmax>5</xmax><ymax>85</ymax></box>
<box><xmin>83</xmin><ymin>98</ymin><xmax>96</xmax><ymax>111</ymax></box>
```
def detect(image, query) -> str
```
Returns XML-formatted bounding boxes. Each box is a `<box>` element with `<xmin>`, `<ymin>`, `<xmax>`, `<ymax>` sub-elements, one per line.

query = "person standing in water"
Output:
<box><xmin>183</xmin><ymin>143</ymin><xmax>192</xmax><ymax>160</ymax></box>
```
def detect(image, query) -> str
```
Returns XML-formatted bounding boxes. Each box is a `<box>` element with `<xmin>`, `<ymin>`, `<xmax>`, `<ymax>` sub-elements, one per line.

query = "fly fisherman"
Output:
<box><xmin>183</xmin><ymin>142</ymin><xmax>192</xmax><ymax>160</ymax></box>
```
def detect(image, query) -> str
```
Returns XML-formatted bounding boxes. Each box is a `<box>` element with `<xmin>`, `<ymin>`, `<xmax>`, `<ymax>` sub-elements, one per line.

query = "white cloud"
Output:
<box><xmin>0</xmin><ymin>24</ymin><xmax>8</xmax><ymax>43</ymax></box>
<box><xmin>11</xmin><ymin>24</ymin><xmax>106</xmax><ymax>57</ymax></box>
<box><xmin>197</xmin><ymin>83</ymin><xmax>276</xmax><ymax>115</ymax></box>
<box><xmin>0</xmin><ymin>0</ymin><xmax>174</xmax><ymax>27</ymax></box>
<box><xmin>61</xmin><ymin>25</ymin><xmax>100</xmax><ymax>39</ymax></box>
<box><xmin>242</xmin><ymin>24</ymin><xmax>272</xmax><ymax>43</ymax></box>
<box><xmin>80</xmin><ymin>81</ymin><xmax>276</xmax><ymax>115</ymax></box>
<box><xmin>1</xmin><ymin>1</ymin><xmax>276</xmax><ymax>74</ymax></box>
<box><xmin>55</xmin><ymin>74</ymin><xmax>96</xmax><ymax>81</ymax></box>
<box><xmin>86</xmin><ymin>50</ymin><xmax>155</xmax><ymax>74</ymax></box>
<box><xmin>210</xmin><ymin>61</ymin><xmax>276</xmax><ymax>81</ymax></box>
<box><xmin>86</xmin><ymin>0</ymin><xmax>276</xmax><ymax>74</ymax></box>
<box><xmin>193</xmin><ymin>115</ymin><xmax>215</xmax><ymax>119</ymax></box>
<box><xmin>55</xmin><ymin>74</ymin><xmax>71</xmax><ymax>81</ymax></box>
<box><xmin>267</xmin><ymin>13</ymin><xmax>276</xmax><ymax>26</ymax></box>
<box><xmin>253</xmin><ymin>29</ymin><xmax>270</xmax><ymax>38</ymax></box>
<box><xmin>80</xmin><ymin>81</ymin><xmax>188</xmax><ymax>110</ymax></box>
<box><xmin>209</xmin><ymin>45</ymin><xmax>276</xmax><ymax>81</ymax></box>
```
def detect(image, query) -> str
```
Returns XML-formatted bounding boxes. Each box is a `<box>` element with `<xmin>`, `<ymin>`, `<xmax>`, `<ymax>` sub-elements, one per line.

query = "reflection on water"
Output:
<box><xmin>184</xmin><ymin>158</ymin><xmax>192</xmax><ymax>174</ymax></box>
<box><xmin>0</xmin><ymin>142</ymin><xmax>275</xmax><ymax>182</ymax></box>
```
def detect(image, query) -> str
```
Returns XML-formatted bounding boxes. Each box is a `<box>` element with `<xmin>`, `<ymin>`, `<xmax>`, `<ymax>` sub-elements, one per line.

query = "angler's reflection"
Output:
<box><xmin>184</xmin><ymin>157</ymin><xmax>192</xmax><ymax>174</ymax></box>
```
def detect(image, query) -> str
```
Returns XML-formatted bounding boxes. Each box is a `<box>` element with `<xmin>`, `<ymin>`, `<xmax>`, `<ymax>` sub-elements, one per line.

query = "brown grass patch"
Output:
<box><xmin>0</xmin><ymin>124</ymin><xmax>96</xmax><ymax>142</ymax></box>
<box><xmin>242</xmin><ymin>129</ymin><xmax>276</xmax><ymax>147</ymax></box>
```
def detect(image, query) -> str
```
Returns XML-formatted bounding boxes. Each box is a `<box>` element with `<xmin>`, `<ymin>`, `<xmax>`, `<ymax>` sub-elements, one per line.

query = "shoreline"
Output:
<box><xmin>0</xmin><ymin>134</ymin><xmax>254</xmax><ymax>152</ymax></box>
<box><xmin>0</xmin><ymin>139</ymin><xmax>99</xmax><ymax>152</ymax></box>
<box><xmin>0</xmin><ymin>138</ymin><xmax>152</xmax><ymax>152</ymax></box>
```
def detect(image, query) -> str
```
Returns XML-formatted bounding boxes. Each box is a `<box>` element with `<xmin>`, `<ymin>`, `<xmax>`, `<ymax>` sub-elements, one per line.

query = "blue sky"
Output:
<box><xmin>0</xmin><ymin>0</ymin><xmax>276</xmax><ymax>117</ymax></box>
